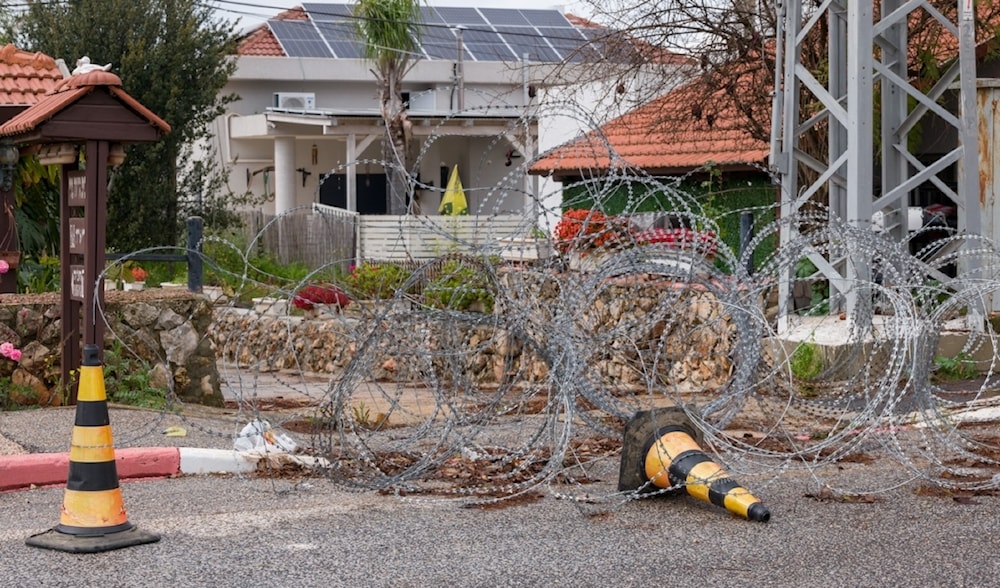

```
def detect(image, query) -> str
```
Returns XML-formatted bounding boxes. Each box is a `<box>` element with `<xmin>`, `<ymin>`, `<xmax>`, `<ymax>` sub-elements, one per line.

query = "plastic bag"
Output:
<box><xmin>233</xmin><ymin>419</ymin><xmax>298</xmax><ymax>454</ymax></box>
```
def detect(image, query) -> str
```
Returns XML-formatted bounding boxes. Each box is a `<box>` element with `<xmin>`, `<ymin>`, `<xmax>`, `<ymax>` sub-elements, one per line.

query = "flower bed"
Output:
<box><xmin>554</xmin><ymin>209</ymin><xmax>631</xmax><ymax>255</ymax></box>
<box><xmin>555</xmin><ymin>209</ymin><xmax>718</xmax><ymax>265</ymax></box>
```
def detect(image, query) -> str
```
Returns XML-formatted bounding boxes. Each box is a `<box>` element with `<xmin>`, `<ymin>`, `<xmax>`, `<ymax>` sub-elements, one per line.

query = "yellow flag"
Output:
<box><xmin>438</xmin><ymin>164</ymin><xmax>468</xmax><ymax>216</ymax></box>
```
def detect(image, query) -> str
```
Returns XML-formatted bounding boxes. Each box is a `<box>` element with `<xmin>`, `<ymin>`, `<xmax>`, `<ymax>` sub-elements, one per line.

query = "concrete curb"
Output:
<box><xmin>0</xmin><ymin>447</ymin><xmax>263</xmax><ymax>492</ymax></box>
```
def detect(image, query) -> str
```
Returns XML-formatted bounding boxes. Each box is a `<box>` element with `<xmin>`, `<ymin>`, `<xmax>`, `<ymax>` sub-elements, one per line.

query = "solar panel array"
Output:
<box><xmin>269</xmin><ymin>3</ymin><xmax>597</xmax><ymax>63</ymax></box>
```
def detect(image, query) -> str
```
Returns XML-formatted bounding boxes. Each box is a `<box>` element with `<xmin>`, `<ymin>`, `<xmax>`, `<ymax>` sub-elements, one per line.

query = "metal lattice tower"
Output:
<box><xmin>770</xmin><ymin>0</ymin><xmax>979</xmax><ymax>330</ymax></box>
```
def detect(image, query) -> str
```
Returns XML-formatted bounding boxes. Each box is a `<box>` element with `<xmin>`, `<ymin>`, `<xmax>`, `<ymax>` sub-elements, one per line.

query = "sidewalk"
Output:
<box><xmin>0</xmin><ymin>365</ymin><xmax>329</xmax><ymax>492</ymax></box>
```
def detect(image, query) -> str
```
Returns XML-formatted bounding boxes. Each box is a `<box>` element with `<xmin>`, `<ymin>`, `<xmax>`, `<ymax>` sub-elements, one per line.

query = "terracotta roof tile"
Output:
<box><xmin>0</xmin><ymin>69</ymin><xmax>170</xmax><ymax>137</ymax></box>
<box><xmin>532</xmin><ymin>77</ymin><xmax>769</xmax><ymax>177</ymax></box>
<box><xmin>0</xmin><ymin>44</ymin><xmax>63</xmax><ymax>106</ymax></box>
<box><xmin>239</xmin><ymin>25</ymin><xmax>286</xmax><ymax>57</ymax></box>
<box><xmin>237</xmin><ymin>7</ymin><xmax>307</xmax><ymax>57</ymax></box>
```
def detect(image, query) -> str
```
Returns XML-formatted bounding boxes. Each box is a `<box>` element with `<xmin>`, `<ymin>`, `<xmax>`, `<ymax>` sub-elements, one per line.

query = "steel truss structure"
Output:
<box><xmin>770</xmin><ymin>0</ymin><xmax>979</xmax><ymax>329</ymax></box>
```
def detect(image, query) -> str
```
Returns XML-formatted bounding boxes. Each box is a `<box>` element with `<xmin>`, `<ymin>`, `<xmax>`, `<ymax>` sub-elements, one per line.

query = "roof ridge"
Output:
<box><xmin>0</xmin><ymin>44</ymin><xmax>58</xmax><ymax>70</ymax></box>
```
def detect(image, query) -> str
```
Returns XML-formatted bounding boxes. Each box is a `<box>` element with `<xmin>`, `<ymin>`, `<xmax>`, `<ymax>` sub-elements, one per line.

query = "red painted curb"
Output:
<box><xmin>0</xmin><ymin>447</ymin><xmax>181</xmax><ymax>491</ymax></box>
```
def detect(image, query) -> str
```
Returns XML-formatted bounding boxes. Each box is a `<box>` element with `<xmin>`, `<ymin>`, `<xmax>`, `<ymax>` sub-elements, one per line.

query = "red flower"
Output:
<box><xmin>293</xmin><ymin>285</ymin><xmax>351</xmax><ymax>311</ymax></box>
<box><xmin>553</xmin><ymin>209</ymin><xmax>631</xmax><ymax>254</ymax></box>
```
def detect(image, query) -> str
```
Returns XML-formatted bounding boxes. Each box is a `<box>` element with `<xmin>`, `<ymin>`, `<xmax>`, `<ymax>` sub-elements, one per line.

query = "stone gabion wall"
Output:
<box><xmin>210</xmin><ymin>273</ymin><xmax>734</xmax><ymax>392</ymax></box>
<box><xmin>0</xmin><ymin>289</ymin><xmax>222</xmax><ymax>406</ymax></box>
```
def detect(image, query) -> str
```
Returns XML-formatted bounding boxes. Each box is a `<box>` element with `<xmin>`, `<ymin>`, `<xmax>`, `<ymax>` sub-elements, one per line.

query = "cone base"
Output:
<box><xmin>619</xmin><ymin>407</ymin><xmax>701</xmax><ymax>492</ymax></box>
<box><xmin>26</xmin><ymin>525</ymin><xmax>160</xmax><ymax>553</ymax></box>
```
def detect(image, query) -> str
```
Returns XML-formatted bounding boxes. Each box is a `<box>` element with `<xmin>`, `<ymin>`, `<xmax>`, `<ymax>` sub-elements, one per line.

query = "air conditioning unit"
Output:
<box><xmin>273</xmin><ymin>92</ymin><xmax>316</xmax><ymax>110</ymax></box>
<box><xmin>407</xmin><ymin>90</ymin><xmax>436</xmax><ymax>112</ymax></box>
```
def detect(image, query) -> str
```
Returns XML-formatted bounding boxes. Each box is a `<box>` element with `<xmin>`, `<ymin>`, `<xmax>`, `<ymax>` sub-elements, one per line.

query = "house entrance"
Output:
<box><xmin>319</xmin><ymin>173</ymin><xmax>387</xmax><ymax>214</ymax></box>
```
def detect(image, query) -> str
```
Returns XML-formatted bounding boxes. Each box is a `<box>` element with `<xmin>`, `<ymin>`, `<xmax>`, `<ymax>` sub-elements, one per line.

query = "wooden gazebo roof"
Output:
<box><xmin>0</xmin><ymin>69</ymin><xmax>170</xmax><ymax>143</ymax></box>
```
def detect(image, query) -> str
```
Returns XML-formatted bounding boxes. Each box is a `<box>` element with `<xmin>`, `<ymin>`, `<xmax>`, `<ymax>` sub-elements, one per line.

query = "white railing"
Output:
<box><xmin>358</xmin><ymin>214</ymin><xmax>532</xmax><ymax>261</ymax></box>
<box><xmin>311</xmin><ymin>202</ymin><xmax>360</xmax><ymax>220</ymax></box>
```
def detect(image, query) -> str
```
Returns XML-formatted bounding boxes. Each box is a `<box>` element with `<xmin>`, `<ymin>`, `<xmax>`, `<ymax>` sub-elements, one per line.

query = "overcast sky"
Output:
<box><xmin>210</xmin><ymin>0</ymin><xmax>593</xmax><ymax>32</ymax></box>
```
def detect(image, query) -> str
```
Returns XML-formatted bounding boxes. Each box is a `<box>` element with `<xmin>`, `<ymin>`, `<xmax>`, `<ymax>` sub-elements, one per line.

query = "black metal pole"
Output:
<box><xmin>739</xmin><ymin>210</ymin><xmax>754</xmax><ymax>276</ymax></box>
<box><xmin>186</xmin><ymin>216</ymin><xmax>203</xmax><ymax>293</ymax></box>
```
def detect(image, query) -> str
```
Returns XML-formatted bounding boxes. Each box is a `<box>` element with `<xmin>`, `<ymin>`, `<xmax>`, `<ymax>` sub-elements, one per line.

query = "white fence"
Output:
<box><xmin>357</xmin><ymin>214</ymin><xmax>531</xmax><ymax>261</ymax></box>
<box><xmin>239</xmin><ymin>208</ymin><xmax>536</xmax><ymax>267</ymax></box>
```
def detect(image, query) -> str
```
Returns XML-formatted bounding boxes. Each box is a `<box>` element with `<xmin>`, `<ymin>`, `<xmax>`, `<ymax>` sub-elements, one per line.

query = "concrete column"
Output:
<box><xmin>346</xmin><ymin>133</ymin><xmax>357</xmax><ymax>212</ymax></box>
<box><xmin>274</xmin><ymin>136</ymin><xmax>296</xmax><ymax>214</ymax></box>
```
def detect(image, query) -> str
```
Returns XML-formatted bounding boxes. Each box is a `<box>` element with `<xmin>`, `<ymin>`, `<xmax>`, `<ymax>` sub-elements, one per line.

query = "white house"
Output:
<box><xmin>207</xmin><ymin>3</ymin><xmax>688</xmax><ymax>224</ymax></box>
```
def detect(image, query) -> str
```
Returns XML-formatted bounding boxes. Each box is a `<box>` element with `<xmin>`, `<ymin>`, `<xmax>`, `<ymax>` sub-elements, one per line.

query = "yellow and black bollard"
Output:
<box><xmin>26</xmin><ymin>344</ymin><xmax>160</xmax><ymax>553</ymax></box>
<box><xmin>618</xmin><ymin>407</ymin><xmax>770</xmax><ymax>522</ymax></box>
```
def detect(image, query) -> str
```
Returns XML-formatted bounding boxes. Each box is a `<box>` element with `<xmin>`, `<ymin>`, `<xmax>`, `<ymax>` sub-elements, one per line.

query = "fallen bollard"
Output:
<box><xmin>618</xmin><ymin>407</ymin><xmax>770</xmax><ymax>522</ymax></box>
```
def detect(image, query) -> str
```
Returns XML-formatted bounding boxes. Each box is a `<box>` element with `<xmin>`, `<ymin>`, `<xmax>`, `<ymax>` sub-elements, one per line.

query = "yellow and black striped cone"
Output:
<box><xmin>26</xmin><ymin>344</ymin><xmax>160</xmax><ymax>553</ymax></box>
<box><xmin>618</xmin><ymin>407</ymin><xmax>770</xmax><ymax>522</ymax></box>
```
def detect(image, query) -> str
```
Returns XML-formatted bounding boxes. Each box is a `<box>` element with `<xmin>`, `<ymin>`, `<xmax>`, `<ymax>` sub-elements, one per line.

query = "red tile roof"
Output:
<box><xmin>531</xmin><ymin>76</ymin><xmax>770</xmax><ymax>178</ymax></box>
<box><xmin>237</xmin><ymin>7</ymin><xmax>308</xmax><ymax>57</ymax></box>
<box><xmin>0</xmin><ymin>44</ymin><xmax>63</xmax><ymax>105</ymax></box>
<box><xmin>0</xmin><ymin>69</ymin><xmax>170</xmax><ymax>137</ymax></box>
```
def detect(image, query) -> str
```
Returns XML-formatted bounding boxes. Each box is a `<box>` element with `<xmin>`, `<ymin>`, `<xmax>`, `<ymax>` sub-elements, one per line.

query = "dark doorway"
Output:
<box><xmin>319</xmin><ymin>173</ymin><xmax>388</xmax><ymax>214</ymax></box>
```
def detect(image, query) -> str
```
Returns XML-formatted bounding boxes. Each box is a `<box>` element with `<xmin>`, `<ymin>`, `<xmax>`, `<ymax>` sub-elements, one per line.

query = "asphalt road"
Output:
<box><xmin>2</xmin><ymin>460</ymin><xmax>999</xmax><ymax>588</ymax></box>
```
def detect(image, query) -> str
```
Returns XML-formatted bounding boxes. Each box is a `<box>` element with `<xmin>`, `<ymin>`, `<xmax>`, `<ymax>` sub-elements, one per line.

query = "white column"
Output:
<box><xmin>347</xmin><ymin>133</ymin><xmax>357</xmax><ymax>212</ymax></box>
<box><xmin>274</xmin><ymin>136</ymin><xmax>296</xmax><ymax>214</ymax></box>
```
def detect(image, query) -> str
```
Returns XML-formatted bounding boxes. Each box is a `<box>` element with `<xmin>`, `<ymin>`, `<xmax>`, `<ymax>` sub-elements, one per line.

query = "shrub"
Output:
<box><xmin>421</xmin><ymin>260</ymin><xmax>495</xmax><ymax>312</ymax></box>
<box><xmin>344</xmin><ymin>263</ymin><xmax>412</xmax><ymax>300</ymax></box>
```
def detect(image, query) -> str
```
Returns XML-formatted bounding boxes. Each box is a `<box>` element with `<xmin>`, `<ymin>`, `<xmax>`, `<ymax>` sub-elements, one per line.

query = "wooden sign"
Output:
<box><xmin>67</xmin><ymin>171</ymin><xmax>86</xmax><ymax>206</ymax></box>
<box><xmin>70</xmin><ymin>265</ymin><xmax>85</xmax><ymax>302</ymax></box>
<box><xmin>68</xmin><ymin>218</ymin><xmax>86</xmax><ymax>254</ymax></box>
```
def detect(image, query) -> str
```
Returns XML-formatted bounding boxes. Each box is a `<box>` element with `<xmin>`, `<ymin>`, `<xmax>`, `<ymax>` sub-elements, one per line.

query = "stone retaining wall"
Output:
<box><xmin>210</xmin><ymin>273</ymin><xmax>735</xmax><ymax>392</ymax></box>
<box><xmin>0</xmin><ymin>289</ymin><xmax>222</xmax><ymax>406</ymax></box>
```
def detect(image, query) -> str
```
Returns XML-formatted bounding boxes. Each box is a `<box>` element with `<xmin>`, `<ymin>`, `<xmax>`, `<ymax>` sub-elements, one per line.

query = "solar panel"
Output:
<box><xmin>270</xmin><ymin>5</ymin><xmax>593</xmax><ymax>64</ymax></box>
<box><xmin>462</xmin><ymin>27</ymin><xmax>516</xmax><ymax>60</ymax></box>
<box><xmin>519</xmin><ymin>9</ymin><xmax>574</xmax><ymax>28</ymax></box>
<box><xmin>314</xmin><ymin>21</ymin><xmax>364</xmax><ymax>58</ymax></box>
<box><xmin>537</xmin><ymin>26</ymin><xmax>592</xmax><ymax>62</ymax></box>
<box><xmin>434</xmin><ymin>7</ymin><xmax>486</xmax><ymax>25</ymax></box>
<box><xmin>268</xmin><ymin>20</ymin><xmax>333</xmax><ymax>58</ymax></box>
<box><xmin>417</xmin><ymin>25</ymin><xmax>470</xmax><ymax>60</ymax></box>
<box><xmin>420</xmin><ymin>6</ymin><xmax>447</xmax><ymax>24</ymax></box>
<box><xmin>479</xmin><ymin>8</ymin><xmax>530</xmax><ymax>26</ymax></box>
<box><xmin>495</xmin><ymin>26</ymin><xmax>559</xmax><ymax>62</ymax></box>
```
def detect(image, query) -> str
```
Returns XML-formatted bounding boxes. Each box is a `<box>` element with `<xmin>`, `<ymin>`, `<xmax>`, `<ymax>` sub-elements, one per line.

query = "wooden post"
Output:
<box><xmin>61</xmin><ymin>162</ymin><xmax>81</xmax><ymax>404</ymax></box>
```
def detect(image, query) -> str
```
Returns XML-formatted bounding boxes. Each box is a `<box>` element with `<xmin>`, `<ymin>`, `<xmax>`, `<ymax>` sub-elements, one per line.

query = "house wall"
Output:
<box><xmin>210</xmin><ymin>57</ymin><xmax>539</xmax><ymax>215</ymax></box>
<box><xmin>202</xmin><ymin>54</ymin><xmax>684</xmax><ymax>224</ymax></box>
<box><xmin>533</xmin><ymin>65</ymin><xmax>691</xmax><ymax>232</ymax></box>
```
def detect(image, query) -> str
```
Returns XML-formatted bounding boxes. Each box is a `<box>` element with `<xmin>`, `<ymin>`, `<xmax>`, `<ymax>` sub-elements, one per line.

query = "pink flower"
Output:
<box><xmin>8</xmin><ymin>349</ymin><xmax>21</xmax><ymax>361</ymax></box>
<box><xmin>0</xmin><ymin>342</ymin><xmax>13</xmax><ymax>357</ymax></box>
<box><xmin>0</xmin><ymin>260</ymin><xmax>9</xmax><ymax>274</ymax></box>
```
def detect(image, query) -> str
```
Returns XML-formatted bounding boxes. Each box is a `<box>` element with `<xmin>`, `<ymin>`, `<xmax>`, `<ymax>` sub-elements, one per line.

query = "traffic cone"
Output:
<box><xmin>26</xmin><ymin>344</ymin><xmax>160</xmax><ymax>553</ymax></box>
<box><xmin>618</xmin><ymin>407</ymin><xmax>770</xmax><ymax>522</ymax></box>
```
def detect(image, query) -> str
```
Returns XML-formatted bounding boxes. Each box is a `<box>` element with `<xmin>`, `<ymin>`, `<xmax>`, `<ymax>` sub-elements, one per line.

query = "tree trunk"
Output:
<box><xmin>381</xmin><ymin>70</ymin><xmax>412</xmax><ymax>216</ymax></box>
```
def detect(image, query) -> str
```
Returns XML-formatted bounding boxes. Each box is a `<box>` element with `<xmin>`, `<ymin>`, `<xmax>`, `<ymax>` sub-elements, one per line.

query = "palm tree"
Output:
<box><xmin>354</xmin><ymin>0</ymin><xmax>421</xmax><ymax>215</ymax></box>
